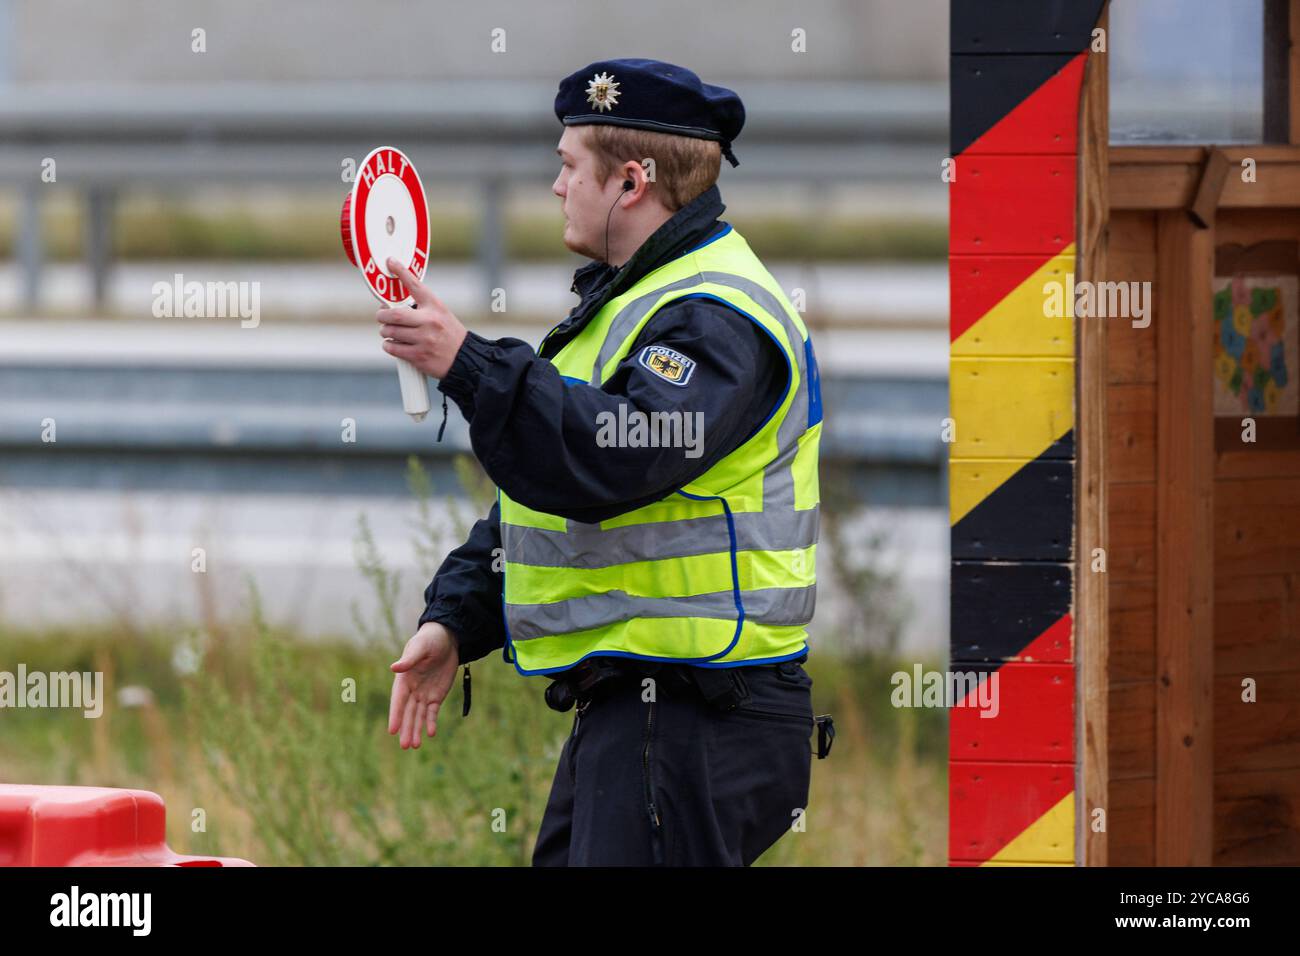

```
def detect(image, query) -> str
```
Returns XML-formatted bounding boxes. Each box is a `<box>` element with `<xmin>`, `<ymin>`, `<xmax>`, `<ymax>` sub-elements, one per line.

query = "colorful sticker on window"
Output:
<box><xmin>1213</xmin><ymin>276</ymin><xmax>1298</xmax><ymax>416</ymax></box>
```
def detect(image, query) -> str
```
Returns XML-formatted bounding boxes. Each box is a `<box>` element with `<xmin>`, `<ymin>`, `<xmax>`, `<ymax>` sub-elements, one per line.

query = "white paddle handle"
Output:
<box><xmin>394</xmin><ymin>357</ymin><xmax>431</xmax><ymax>422</ymax></box>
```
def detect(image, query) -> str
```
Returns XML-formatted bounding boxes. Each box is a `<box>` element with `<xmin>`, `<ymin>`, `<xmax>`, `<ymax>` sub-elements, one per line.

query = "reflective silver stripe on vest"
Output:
<box><xmin>690</xmin><ymin>272</ymin><xmax>810</xmax><ymax>516</ymax></box>
<box><xmin>590</xmin><ymin>272</ymin><xmax>711</xmax><ymax>384</ymax></box>
<box><xmin>503</xmin><ymin>506</ymin><xmax>818</xmax><ymax>570</ymax></box>
<box><xmin>594</xmin><ymin>271</ymin><xmax>805</xmax><ymax>393</ymax></box>
<box><xmin>505</xmin><ymin>584</ymin><xmax>817</xmax><ymax>642</ymax></box>
<box><xmin>589</xmin><ymin>270</ymin><xmax>811</xmax><ymax>520</ymax></box>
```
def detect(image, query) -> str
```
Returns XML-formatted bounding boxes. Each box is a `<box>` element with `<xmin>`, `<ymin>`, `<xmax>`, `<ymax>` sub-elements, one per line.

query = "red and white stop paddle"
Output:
<box><xmin>341</xmin><ymin>146</ymin><xmax>432</xmax><ymax>422</ymax></box>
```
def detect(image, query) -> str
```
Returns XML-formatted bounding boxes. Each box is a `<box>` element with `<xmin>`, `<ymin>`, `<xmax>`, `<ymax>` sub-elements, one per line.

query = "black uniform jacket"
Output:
<box><xmin>419</xmin><ymin>184</ymin><xmax>788</xmax><ymax>665</ymax></box>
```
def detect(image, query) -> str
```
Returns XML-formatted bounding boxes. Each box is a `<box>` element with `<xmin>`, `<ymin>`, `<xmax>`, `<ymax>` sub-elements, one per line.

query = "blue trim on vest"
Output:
<box><xmin>692</xmin><ymin>646</ymin><xmax>810</xmax><ymax>668</ymax></box>
<box><xmin>685</xmin><ymin>221</ymin><xmax>732</xmax><ymax>253</ymax></box>
<box><xmin>502</xmin><ymin>595</ymin><xmax>515</xmax><ymax>665</ymax></box>
<box><xmin>497</xmin><ymin>487</ymin><xmax>518</xmax><ymax>666</ymax></box>
<box><xmin>673</xmin><ymin>489</ymin><xmax>745</xmax><ymax>662</ymax></box>
<box><xmin>505</xmin><ymin>489</ymin><xmax>747</xmax><ymax>677</ymax></box>
<box><xmin>668</xmin><ymin>291</ymin><xmax>793</xmax><ymax>443</ymax></box>
<box><xmin>559</xmin><ymin>374</ymin><xmax>586</xmax><ymax>386</ymax></box>
<box><xmin>507</xmin><ymin>644</ymin><xmax>810</xmax><ymax>677</ymax></box>
<box><xmin>804</xmin><ymin>338</ymin><xmax>823</xmax><ymax>428</ymax></box>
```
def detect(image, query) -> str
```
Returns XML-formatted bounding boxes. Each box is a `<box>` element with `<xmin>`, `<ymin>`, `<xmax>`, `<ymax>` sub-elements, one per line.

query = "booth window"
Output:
<box><xmin>1110</xmin><ymin>0</ymin><xmax>1289</xmax><ymax>144</ymax></box>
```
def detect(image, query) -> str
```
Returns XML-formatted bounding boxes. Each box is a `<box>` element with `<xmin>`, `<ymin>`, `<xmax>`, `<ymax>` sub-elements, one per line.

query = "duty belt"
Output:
<box><xmin>543</xmin><ymin>657</ymin><xmax>835</xmax><ymax>759</ymax></box>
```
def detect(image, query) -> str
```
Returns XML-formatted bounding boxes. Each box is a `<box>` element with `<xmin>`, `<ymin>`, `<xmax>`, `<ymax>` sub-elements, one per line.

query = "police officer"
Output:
<box><xmin>382</xmin><ymin>58</ymin><xmax>830</xmax><ymax>866</ymax></box>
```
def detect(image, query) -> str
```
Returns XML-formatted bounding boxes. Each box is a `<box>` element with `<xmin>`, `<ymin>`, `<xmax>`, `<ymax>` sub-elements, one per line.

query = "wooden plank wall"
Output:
<box><xmin>1105</xmin><ymin>210</ymin><xmax>1159</xmax><ymax>865</ymax></box>
<box><xmin>1076</xmin><ymin>6</ymin><xmax>1109</xmax><ymax>866</ymax></box>
<box><xmin>1154</xmin><ymin>210</ymin><xmax>1216</xmax><ymax>866</ymax></box>
<box><xmin>1106</xmin><ymin>207</ymin><xmax>1300</xmax><ymax>865</ymax></box>
<box><xmin>1210</xmin><ymin>209</ymin><xmax>1300</xmax><ymax>865</ymax></box>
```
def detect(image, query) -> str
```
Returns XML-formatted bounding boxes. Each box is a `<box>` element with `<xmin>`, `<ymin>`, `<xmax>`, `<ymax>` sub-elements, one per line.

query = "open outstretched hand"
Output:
<box><xmin>388</xmin><ymin>621</ymin><xmax>461</xmax><ymax>749</ymax></box>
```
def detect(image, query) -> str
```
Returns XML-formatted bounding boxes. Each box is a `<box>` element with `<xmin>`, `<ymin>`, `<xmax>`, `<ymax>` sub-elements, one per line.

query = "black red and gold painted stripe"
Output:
<box><xmin>948</xmin><ymin>0</ymin><xmax>1105</xmax><ymax>866</ymax></box>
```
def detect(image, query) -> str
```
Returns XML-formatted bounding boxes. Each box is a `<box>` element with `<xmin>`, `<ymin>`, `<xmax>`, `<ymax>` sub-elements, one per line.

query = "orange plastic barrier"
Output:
<box><xmin>0</xmin><ymin>784</ymin><xmax>254</xmax><ymax>866</ymax></box>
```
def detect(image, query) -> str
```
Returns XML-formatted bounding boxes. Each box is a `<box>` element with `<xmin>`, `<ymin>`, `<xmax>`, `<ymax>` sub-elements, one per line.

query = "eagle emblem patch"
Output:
<box><xmin>585</xmin><ymin>71</ymin><xmax>621</xmax><ymax>112</ymax></box>
<box><xmin>638</xmin><ymin>345</ymin><xmax>696</xmax><ymax>386</ymax></box>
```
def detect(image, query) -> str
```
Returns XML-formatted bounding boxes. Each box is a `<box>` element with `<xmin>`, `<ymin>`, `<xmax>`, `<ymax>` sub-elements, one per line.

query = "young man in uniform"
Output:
<box><xmin>381</xmin><ymin>58</ymin><xmax>829</xmax><ymax>866</ymax></box>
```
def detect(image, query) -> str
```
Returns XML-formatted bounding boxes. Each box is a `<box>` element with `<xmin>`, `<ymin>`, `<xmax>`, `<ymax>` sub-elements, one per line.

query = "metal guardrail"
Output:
<box><xmin>0</xmin><ymin>323</ymin><xmax>949</xmax><ymax>506</ymax></box>
<box><xmin>0</xmin><ymin>367</ymin><xmax>946</xmax><ymax>461</ymax></box>
<box><xmin>0</xmin><ymin>372</ymin><xmax>947</xmax><ymax>507</ymax></box>
<box><xmin>0</xmin><ymin>81</ymin><xmax>948</xmax><ymax>309</ymax></box>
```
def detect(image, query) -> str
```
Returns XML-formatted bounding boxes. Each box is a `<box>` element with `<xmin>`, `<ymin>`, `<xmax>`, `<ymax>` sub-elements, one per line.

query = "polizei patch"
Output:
<box><xmin>638</xmin><ymin>345</ymin><xmax>696</xmax><ymax>386</ymax></box>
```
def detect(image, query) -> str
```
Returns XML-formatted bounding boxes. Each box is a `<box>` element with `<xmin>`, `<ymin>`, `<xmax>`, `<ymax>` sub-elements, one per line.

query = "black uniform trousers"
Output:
<box><xmin>531</xmin><ymin>658</ymin><xmax>814</xmax><ymax>866</ymax></box>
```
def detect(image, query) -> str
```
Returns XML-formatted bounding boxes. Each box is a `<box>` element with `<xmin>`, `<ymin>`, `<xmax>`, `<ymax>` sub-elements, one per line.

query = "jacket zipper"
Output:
<box><xmin>568</xmin><ymin>698</ymin><xmax>587</xmax><ymax>786</ymax></box>
<box><xmin>642</xmin><ymin>701</ymin><xmax>662</xmax><ymax>833</ymax></box>
<box><xmin>574</xmin><ymin>696</ymin><xmax>589</xmax><ymax>737</ymax></box>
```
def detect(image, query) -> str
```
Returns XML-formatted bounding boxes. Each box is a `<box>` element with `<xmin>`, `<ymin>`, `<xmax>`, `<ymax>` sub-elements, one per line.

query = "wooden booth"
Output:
<box><xmin>948</xmin><ymin>0</ymin><xmax>1300</xmax><ymax>865</ymax></box>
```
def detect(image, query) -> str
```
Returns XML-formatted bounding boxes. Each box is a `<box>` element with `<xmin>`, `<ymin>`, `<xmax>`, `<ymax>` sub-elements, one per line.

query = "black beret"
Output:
<box><xmin>554</xmin><ymin>58</ymin><xmax>745</xmax><ymax>167</ymax></box>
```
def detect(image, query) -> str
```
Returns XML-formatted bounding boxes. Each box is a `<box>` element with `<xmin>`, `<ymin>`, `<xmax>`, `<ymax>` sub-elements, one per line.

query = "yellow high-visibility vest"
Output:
<box><xmin>498</xmin><ymin>224</ymin><xmax>822</xmax><ymax>674</ymax></box>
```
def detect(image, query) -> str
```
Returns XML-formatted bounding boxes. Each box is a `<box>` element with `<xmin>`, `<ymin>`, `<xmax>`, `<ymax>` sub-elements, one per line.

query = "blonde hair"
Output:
<box><xmin>582</xmin><ymin>124</ymin><xmax>721</xmax><ymax>212</ymax></box>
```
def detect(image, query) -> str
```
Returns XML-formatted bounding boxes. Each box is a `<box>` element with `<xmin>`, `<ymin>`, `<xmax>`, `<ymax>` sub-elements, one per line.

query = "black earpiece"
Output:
<box><xmin>606</xmin><ymin>179</ymin><xmax>635</xmax><ymax>264</ymax></box>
